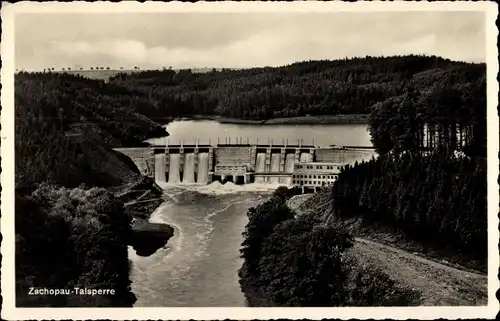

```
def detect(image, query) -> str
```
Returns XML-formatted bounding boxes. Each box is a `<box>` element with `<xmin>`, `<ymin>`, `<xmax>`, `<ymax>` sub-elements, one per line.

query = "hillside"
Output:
<box><xmin>290</xmin><ymin>194</ymin><xmax>487</xmax><ymax>306</ymax></box>
<box><xmin>15</xmin><ymin>72</ymin><xmax>168</xmax><ymax>148</ymax></box>
<box><xmin>15</xmin><ymin>111</ymin><xmax>142</xmax><ymax>190</ymax></box>
<box><xmin>106</xmin><ymin>55</ymin><xmax>485</xmax><ymax>122</ymax></box>
<box><xmin>13</xmin><ymin>69</ymin><xmax>171</xmax><ymax>191</ymax></box>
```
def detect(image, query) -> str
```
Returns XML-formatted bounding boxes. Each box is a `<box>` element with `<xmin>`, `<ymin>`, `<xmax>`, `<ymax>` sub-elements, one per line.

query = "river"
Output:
<box><xmin>128</xmin><ymin>184</ymin><xmax>276</xmax><ymax>307</ymax></box>
<box><xmin>128</xmin><ymin>121</ymin><xmax>372</xmax><ymax>307</ymax></box>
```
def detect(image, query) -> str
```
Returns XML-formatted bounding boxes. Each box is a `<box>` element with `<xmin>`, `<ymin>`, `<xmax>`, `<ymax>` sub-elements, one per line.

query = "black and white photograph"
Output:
<box><xmin>1</xmin><ymin>1</ymin><xmax>498</xmax><ymax>320</ymax></box>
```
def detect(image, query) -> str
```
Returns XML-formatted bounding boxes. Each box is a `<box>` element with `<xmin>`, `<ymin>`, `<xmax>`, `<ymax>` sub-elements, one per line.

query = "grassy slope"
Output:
<box><xmin>288</xmin><ymin>193</ymin><xmax>487</xmax><ymax>306</ymax></box>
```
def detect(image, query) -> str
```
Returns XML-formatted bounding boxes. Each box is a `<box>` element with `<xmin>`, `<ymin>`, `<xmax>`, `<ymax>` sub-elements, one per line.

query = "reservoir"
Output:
<box><xmin>147</xmin><ymin>120</ymin><xmax>372</xmax><ymax>147</ymax></box>
<box><xmin>128</xmin><ymin>121</ymin><xmax>372</xmax><ymax>307</ymax></box>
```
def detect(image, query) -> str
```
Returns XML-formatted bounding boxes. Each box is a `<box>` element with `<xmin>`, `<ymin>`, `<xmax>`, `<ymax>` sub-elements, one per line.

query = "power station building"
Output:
<box><xmin>291</xmin><ymin>162</ymin><xmax>343</xmax><ymax>192</ymax></box>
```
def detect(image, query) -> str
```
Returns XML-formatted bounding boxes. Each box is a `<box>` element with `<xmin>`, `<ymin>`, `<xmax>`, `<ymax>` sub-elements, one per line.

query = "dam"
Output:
<box><xmin>115</xmin><ymin>138</ymin><xmax>377</xmax><ymax>191</ymax></box>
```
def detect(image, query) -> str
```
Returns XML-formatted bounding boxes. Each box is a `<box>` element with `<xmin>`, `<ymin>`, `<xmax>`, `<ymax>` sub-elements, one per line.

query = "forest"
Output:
<box><xmin>239</xmin><ymin>187</ymin><xmax>419</xmax><ymax>307</ymax></box>
<box><xmin>15</xmin><ymin>72</ymin><xmax>168</xmax><ymax>147</ymax></box>
<box><xmin>15</xmin><ymin>72</ymin><xmax>169</xmax><ymax>190</ymax></box>
<box><xmin>16</xmin><ymin>184</ymin><xmax>136</xmax><ymax>307</ymax></box>
<box><xmin>330</xmin><ymin>150</ymin><xmax>487</xmax><ymax>269</ymax></box>
<box><xmin>108</xmin><ymin>55</ymin><xmax>485</xmax><ymax>121</ymax></box>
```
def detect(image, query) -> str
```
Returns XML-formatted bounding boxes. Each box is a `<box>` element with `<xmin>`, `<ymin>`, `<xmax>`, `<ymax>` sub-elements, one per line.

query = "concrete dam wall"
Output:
<box><xmin>115</xmin><ymin>143</ymin><xmax>377</xmax><ymax>188</ymax></box>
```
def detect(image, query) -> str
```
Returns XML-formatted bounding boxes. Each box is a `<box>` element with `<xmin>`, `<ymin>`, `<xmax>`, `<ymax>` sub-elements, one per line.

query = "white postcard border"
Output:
<box><xmin>1</xmin><ymin>1</ymin><xmax>498</xmax><ymax>320</ymax></box>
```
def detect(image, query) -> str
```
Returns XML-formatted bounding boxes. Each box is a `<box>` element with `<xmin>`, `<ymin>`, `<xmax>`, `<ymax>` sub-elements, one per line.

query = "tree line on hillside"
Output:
<box><xmin>15</xmin><ymin>72</ymin><xmax>168</xmax><ymax>147</ymax></box>
<box><xmin>330</xmin><ymin>149</ymin><xmax>487</xmax><ymax>269</ymax></box>
<box><xmin>344</xmin><ymin>57</ymin><xmax>487</xmax><ymax>268</ymax></box>
<box><xmin>238</xmin><ymin>187</ymin><xmax>420</xmax><ymax>307</ymax></box>
<box><xmin>108</xmin><ymin>55</ymin><xmax>484</xmax><ymax>121</ymax></box>
<box><xmin>369</xmin><ymin>73</ymin><xmax>486</xmax><ymax>157</ymax></box>
<box><xmin>16</xmin><ymin>184</ymin><xmax>136</xmax><ymax>307</ymax></box>
<box><xmin>15</xmin><ymin>105</ymin><xmax>142</xmax><ymax>191</ymax></box>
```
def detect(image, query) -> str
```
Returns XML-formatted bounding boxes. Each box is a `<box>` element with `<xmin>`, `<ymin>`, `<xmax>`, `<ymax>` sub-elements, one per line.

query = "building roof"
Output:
<box><xmin>296</xmin><ymin>162</ymin><xmax>345</xmax><ymax>166</ymax></box>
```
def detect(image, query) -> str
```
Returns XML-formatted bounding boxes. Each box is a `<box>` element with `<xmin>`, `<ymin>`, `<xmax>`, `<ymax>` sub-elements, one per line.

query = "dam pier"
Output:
<box><xmin>115</xmin><ymin>138</ymin><xmax>377</xmax><ymax>192</ymax></box>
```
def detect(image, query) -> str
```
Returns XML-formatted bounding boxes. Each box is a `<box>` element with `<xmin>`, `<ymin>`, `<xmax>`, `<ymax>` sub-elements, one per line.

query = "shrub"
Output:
<box><xmin>239</xmin><ymin>190</ymin><xmax>421</xmax><ymax>307</ymax></box>
<box><xmin>257</xmin><ymin>217</ymin><xmax>354</xmax><ymax>306</ymax></box>
<box><xmin>240</xmin><ymin>193</ymin><xmax>295</xmax><ymax>274</ymax></box>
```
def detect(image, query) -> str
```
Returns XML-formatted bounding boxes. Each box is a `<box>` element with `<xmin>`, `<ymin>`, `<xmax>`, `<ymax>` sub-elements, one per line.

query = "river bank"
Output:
<box><xmin>114</xmin><ymin>177</ymin><xmax>174</xmax><ymax>257</ymax></box>
<box><xmin>68</xmin><ymin>123</ymin><xmax>175</xmax><ymax>258</ymax></box>
<box><xmin>151</xmin><ymin>114</ymin><xmax>370</xmax><ymax>126</ymax></box>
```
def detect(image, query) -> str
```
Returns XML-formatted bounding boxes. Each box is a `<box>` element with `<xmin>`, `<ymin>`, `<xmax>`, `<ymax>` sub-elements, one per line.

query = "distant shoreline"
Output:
<box><xmin>151</xmin><ymin>114</ymin><xmax>370</xmax><ymax>126</ymax></box>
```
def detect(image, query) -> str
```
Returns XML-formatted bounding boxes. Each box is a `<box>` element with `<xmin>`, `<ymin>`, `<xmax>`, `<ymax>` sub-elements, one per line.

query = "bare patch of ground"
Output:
<box><xmin>352</xmin><ymin>238</ymin><xmax>487</xmax><ymax>306</ymax></box>
<box><xmin>286</xmin><ymin>194</ymin><xmax>316</xmax><ymax>211</ymax></box>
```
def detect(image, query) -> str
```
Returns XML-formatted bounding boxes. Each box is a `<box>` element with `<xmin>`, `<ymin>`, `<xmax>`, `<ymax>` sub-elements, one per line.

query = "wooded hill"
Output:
<box><xmin>352</xmin><ymin>56</ymin><xmax>487</xmax><ymax>269</ymax></box>
<box><xmin>15</xmin><ymin>72</ymin><xmax>168</xmax><ymax>147</ymax></box>
<box><xmin>15</xmin><ymin>72</ymin><xmax>168</xmax><ymax>190</ymax></box>
<box><xmin>108</xmin><ymin>55</ymin><xmax>485</xmax><ymax>122</ymax></box>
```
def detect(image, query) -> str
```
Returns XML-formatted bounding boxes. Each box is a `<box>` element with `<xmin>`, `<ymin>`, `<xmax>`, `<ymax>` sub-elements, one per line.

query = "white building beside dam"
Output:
<box><xmin>292</xmin><ymin>162</ymin><xmax>343</xmax><ymax>192</ymax></box>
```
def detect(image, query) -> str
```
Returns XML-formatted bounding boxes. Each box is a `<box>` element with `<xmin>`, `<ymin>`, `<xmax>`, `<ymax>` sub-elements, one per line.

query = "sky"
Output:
<box><xmin>14</xmin><ymin>11</ymin><xmax>486</xmax><ymax>71</ymax></box>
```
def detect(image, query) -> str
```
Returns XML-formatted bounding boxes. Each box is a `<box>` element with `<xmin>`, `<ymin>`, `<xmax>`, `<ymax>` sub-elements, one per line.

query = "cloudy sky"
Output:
<box><xmin>15</xmin><ymin>11</ymin><xmax>485</xmax><ymax>71</ymax></box>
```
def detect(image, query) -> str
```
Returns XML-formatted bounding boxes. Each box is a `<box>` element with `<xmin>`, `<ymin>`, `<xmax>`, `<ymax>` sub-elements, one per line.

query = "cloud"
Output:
<box><xmin>15</xmin><ymin>11</ymin><xmax>486</xmax><ymax>71</ymax></box>
<box><xmin>49</xmin><ymin>39</ymin><xmax>147</xmax><ymax>62</ymax></box>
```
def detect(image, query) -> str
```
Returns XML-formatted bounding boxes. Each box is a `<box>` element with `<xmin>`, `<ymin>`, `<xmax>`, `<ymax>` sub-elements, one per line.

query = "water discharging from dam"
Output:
<box><xmin>269</xmin><ymin>153</ymin><xmax>281</xmax><ymax>184</ymax></box>
<box><xmin>284</xmin><ymin>153</ymin><xmax>295</xmax><ymax>185</ymax></box>
<box><xmin>169</xmin><ymin>154</ymin><xmax>181</xmax><ymax>183</ymax></box>
<box><xmin>183</xmin><ymin>153</ymin><xmax>196</xmax><ymax>183</ymax></box>
<box><xmin>197</xmin><ymin>153</ymin><xmax>209</xmax><ymax>184</ymax></box>
<box><xmin>154</xmin><ymin>154</ymin><xmax>166</xmax><ymax>182</ymax></box>
<box><xmin>254</xmin><ymin>153</ymin><xmax>266</xmax><ymax>183</ymax></box>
